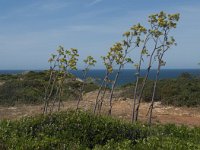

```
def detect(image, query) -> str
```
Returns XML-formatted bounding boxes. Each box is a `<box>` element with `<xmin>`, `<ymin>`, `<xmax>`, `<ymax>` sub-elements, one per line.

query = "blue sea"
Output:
<box><xmin>0</xmin><ymin>69</ymin><xmax>199</xmax><ymax>86</ymax></box>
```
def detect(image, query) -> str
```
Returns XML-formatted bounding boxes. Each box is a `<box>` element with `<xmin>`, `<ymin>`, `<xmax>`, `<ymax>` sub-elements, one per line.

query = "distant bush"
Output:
<box><xmin>0</xmin><ymin>79</ymin><xmax>45</xmax><ymax>105</ymax></box>
<box><xmin>0</xmin><ymin>74</ymin><xmax>19</xmax><ymax>81</ymax></box>
<box><xmin>159</xmin><ymin>77</ymin><xmax>200</xmax><ymax>106</ymax></box>
<box><xmin>0</xmin><ymin>111</ymin><xmax>199</xmax><ymax>149</ymax></box>
<box><xmin>119</xmin><ymin>73</ymin><xmax>200</xmax><ymax>107</ymax></box>
<box><xmin>0</xmin><ymin>71</ymin><xmax>98</xmax><ymax>106</ymax></box>
<box><xmin>21</xmin><ymin>71</ymin><xmax>50</xmax><ymax>81</ymax></box>
<box><xmin>61</xmin><ymin>80</ymin><xmax>99</xmax><ymax>100</ymax></box>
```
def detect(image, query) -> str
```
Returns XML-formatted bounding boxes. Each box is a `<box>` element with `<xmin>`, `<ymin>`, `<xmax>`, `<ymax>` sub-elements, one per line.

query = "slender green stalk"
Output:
<box><xmin>132</xmin><ymin>34</ymin><xmax>150</xmax><ymax>123</ymax></box>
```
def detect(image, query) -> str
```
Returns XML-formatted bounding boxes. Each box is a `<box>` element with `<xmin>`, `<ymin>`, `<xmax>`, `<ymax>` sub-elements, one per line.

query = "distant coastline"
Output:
<box><xmin>0</xmin><ymin>69</ymin><xmax>199</xmax><ymax>86</ymax></box>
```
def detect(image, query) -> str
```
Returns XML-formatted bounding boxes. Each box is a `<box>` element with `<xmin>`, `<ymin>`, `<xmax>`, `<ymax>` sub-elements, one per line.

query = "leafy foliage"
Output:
<box><xmin>0</xmin><ymin>111</ymin><xmax>199</xmax><ymax>149</ymax></box>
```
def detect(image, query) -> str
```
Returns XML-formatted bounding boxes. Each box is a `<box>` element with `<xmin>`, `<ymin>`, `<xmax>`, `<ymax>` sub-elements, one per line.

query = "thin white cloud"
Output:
<box><xmin>0</xmin><ymin>1</ymin><xmax>70</xmax><ymax>20</ymax></box>
<box><xmin>88</xmin><ymin>0</ymin><xmax>103</xmax><ymax>7</ymax></box>
<box><xmin>38</xmin><ymin>2</ymin><xmax>70</xmax><ymax>11</ymax></box>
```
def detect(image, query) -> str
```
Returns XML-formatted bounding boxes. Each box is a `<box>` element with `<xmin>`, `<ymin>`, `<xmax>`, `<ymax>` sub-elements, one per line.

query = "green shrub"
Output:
<box><xmin>0</xmin><ymin>111</ymin><xmax>147</xmax><ymax>149</ymax></box>
<box><xmin>0</xmin><ymin>111</ymin><xmax>199</xmax><ymax>149</ymax></box>
<box><xmin>0</xmin><ymin>79</ymin><xmax>45</xmax><ymax>105</ymax></box>
<box><xmin>0</xmin><ymin>71</ymin><xmax>98</xmax><ymax>106</ymax></box>
<box><xmin>94</xmin><ymin>139</ymin><xmax>133</xmax><ymax>150</ymax></box>
<box><xmin>134</xmin><ymin>136</ymin><xmax>200</xmax><ymax>150</ymax></box>
<box><xmin>119</xmin><ymin>73</ymin><xmax>200</xmax><ymax>107</ymax></box>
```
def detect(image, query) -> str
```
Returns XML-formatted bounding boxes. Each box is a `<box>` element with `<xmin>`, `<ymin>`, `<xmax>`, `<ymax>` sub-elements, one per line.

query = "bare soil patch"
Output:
<box><xmin>0</xmin><ymin>91</ymin><xmax>200</xmax><ymax>126</ymax></box>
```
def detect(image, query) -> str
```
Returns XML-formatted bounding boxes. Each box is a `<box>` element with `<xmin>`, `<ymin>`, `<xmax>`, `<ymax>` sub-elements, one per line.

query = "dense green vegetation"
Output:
<box><xmin>0</xmin><ymin>110</ymin><xmax>199</xmax><ymax>149</ymax></box>
<box><xmin>119</xmin><ymin>73</ymin><xmax>200</xmax><ymax>107</ymax></box>
<box><xmin>0</xmin><ymin>71</ymin><xmax>98</xmax><ymax>106</ymax></box>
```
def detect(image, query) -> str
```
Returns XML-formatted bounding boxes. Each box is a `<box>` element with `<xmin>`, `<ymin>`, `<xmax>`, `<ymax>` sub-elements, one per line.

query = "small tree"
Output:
<box><xmin>43</xmin><ymin>46</ymin><xmax>79</xmax><ymax>114</ymax></box>
<box><xmin>76</xmin><ymin>56</ymin><xmax>96</xmax><ymax>110</ymax></box>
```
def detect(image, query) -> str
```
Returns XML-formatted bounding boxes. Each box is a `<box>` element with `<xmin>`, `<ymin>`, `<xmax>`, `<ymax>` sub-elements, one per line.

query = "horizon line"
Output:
<box><xmin>0</xmin><ymin>68</ymin><xmax>200</xmax><ymax>71</ymax></box>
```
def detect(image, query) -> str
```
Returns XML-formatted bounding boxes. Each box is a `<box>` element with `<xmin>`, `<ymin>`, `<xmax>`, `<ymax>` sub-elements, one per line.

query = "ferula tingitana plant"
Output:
<box><xmin>146</xmin><ymin>12</ymin><xmax>180</xmax><ymax>125</ymax></box>
<box><xmin>93</xmin><ymin>52</ymin><xmax>115</xmax><ymax>114</ymax></box>
<box><xmin>133</xmin><ymin>12</ymin><xmax>180</xmax><ymax>123</ymax></box>
<box><xmin>43</xmin><ymin>46</ymin><xmax>79</xmax><ymax>114</ymax></box>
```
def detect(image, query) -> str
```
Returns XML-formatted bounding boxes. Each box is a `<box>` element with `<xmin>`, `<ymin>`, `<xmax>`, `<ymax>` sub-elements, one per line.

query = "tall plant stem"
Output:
<box><xmin>58</xmin><ymin>86</ymin><xmax>63</xmax><ymax>111</ymax></box>
<box><xmin>50</xmin><ymin>84</ymin><xmax>60</xmax><ymax>113</ymax></box>
<box><xmin>98</xmin><ymin>82</ymin><xmax>108</xmax><ymax>114</ymax></box>
<box><xmin>147</xmin><ymin>38</ymin><xmax>168</xmax><ymax>125</ymax></box>
<box><xmin>132</xmin><ymin>35</ymin><xmax>150</xmax><ymax>123</ymax></box>
<box><xmin>132</xmin><ymin>61</ymin><xmax>141</xmax><ymax>122</ymax></box>
<box><xmin>134</xmin><ymin>39</ymin><xmax>158</xmax><ymax>122</ymax></box>
<box><xmin>108</xmin><ymin>39</ymin><xmax>134</xmax><ymax>115</ymax></box>
<box><xmin>108</xmin><ymin>66</ymin><xmax>122</xmax><ymax>115</ymax></box>
<box><xmin>57</xmin><ymin>72</ymin><xmax>68</xmax><ymax>111</ymax></box>
<box><xmin>94</xmin><ymin>72</ymin><xmax>109</xmax><ymax>114</ymax></box>
<box><xmin>147</xmin><ymin>63</ymin><xmax>161</xmax><ymax>125</ymax></box>
<box><xmin>76</xmin><ymin>71</ymin><xmax>87</xmax><ymax>110</ymax></box>
<box><xmin>43</xmin><ymin>69</ymin><xmax>55</xmax><ymax>114</ymax></box>
<box><xmin>43</xmin><ymin>72</ymin><xmax>58</xmax><ymax>114</ymax></box>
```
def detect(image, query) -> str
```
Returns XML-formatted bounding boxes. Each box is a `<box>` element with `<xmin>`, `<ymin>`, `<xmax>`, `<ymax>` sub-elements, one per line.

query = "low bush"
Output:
<box><xmin>0</xmin><ymin>111</ymin><xmax>147</xmax><ymax>149</ymax></box>
<box><xmin>0</xmin><ymin>111</ymin><xmax>199</xmax><ymax>149</ymax></box>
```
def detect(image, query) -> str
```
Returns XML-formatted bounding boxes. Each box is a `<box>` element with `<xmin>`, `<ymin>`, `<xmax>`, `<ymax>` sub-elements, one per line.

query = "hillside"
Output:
<box><xmin>0</xmin><ymin>71</ymin><xmax>98</xmax><ymax>105</ymax></box>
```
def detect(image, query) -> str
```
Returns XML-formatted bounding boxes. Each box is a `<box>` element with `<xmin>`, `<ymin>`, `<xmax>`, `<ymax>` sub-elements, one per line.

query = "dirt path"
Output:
<box><xmin>0</xmin><ymin>91</ymin><xmax>200</xmax><ymax>126</ymax></box>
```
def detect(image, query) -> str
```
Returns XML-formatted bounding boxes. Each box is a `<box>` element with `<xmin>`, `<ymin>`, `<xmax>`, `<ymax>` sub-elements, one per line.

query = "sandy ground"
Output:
<box><xmin>0</xmin><ymin>91</ymin><xmax>200</xmax><ymax>126</ymax></box>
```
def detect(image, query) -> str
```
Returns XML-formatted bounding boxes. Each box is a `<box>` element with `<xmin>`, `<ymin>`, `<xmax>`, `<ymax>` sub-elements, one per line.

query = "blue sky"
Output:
<box><xmin>0</xmin><ymin>0</ymin><xmax>200</xmax><ymax>70</ymax></box>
